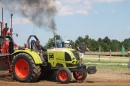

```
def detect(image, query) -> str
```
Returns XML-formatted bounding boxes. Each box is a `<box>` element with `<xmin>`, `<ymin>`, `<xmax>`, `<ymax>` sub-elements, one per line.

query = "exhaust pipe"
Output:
<box><xmin>54</xmin><ymin>35</ymin><xmax>57</xmax><ymax>48</ymax></box>
<box><xmin>0</xmin><ymin>21</ymin><xmax>2</xmax><ymax>36</ymax></box>
<box><xmin>10</xmin><ymin>14</ymin><xmax>13</xmax><ymax>33</ymax></box>
<box><xmin>1</xmin><ymin>7</ymin><xmax>3</xmax><ymax>36</ymax></box>
<box><xmin>5</xmin><ymin>23</ymin><xmax>7</xmax><ymax>28</ymax></box>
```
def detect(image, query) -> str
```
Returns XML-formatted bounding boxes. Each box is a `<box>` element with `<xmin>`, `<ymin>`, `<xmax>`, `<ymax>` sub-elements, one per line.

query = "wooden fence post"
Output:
<box><xmin>99</xmin><ymin>46</ymin><xmax>101</xmax><ymax>61</ymax></box>
<box><xmin>110</xmin><ymin>50</ymin><xmax>111</xmax><ymax>63</ymax></box>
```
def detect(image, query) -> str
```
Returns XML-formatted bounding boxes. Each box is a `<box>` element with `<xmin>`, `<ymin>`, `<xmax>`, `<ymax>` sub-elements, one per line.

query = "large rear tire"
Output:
<box><xmin>73</xmin><ymin>71</ymin><xmax>87</xmax><ymax>81</ymax></box>
<box><xmin>12</xmin><ymin>53</ymin><xmax>41</xmax><ymax>82</ymax></box>
<box><xmin>57</xmin><ymin>67</ymin><xmax>72</xmax><ymax>84</ymax></box>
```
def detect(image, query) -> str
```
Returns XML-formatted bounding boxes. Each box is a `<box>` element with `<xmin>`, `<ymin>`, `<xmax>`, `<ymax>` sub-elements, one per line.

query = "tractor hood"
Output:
<box><xmin>47</xmin><ymin>48</ymin><xmax>80</xmax><ymax>67</ymax></box>
<box><xmin>47</xmin><ymin>48</ymin><xmax>75</xmax><ymax>52</ymax></box>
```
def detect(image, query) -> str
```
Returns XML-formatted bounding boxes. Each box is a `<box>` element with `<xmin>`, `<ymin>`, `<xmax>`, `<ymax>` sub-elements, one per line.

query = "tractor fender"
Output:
<box><xmin>12</xmin><ymin>49</ymin><xmax>42</xmax><ymax>64</ymax></box>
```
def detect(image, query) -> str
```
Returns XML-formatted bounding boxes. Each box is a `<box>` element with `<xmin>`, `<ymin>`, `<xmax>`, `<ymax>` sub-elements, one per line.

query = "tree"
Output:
<box><xmin>84</xmin><ymin>35</ymin><xmax>91</xmax><ymax>48</ymax></box>
<box><xmin>44</xmin><ymin>38</ymin><xmax>54</xmax><ymax>48</ymax></box>
<box><xmin>122</xmin><ymin>38</ymin><xmax>130</xmax><ymax>51</ymax></box>
<box><xmin>45</xmin><ymin>35</ymin><xmax>62</xmax><ymax>48</ymax></box>
<box><xmin>89</xmin><ymin>39</ymin><xmax>99</xmax><ymax>51</ymax></box>
<box><xmin>103</xmin><ymin>36</ymin><xmax>111</xmax><ymax>44</ymax></box>
<box><xmin>44</xmin><ymin>34</ymin><xmax>130</xmax><ymax>52</ymax></box>
<box><xmin>111</xmin><ymin>39</ymin><xmax>121</xmax><ymax>51</ymax></box>
<box><xmin>102</xmin><ymin>36</ymin><xmax>111</xmax><ymax>51</ymax></box>
<box><xmin>75</xmin><ymin>36</ymin><xmax>84</xmax><ymax>50</ymax></box>
<box><xmin>98</xmin><ymin>38</ymin><xmax>104</xmax><ymax>51</ymax></box>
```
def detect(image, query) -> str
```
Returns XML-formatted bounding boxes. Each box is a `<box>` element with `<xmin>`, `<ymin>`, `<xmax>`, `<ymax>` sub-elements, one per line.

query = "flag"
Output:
<box><xmin>121</xmin><ymin>45</ymin><xmax>125</xmax><ymax>55</ymax></box>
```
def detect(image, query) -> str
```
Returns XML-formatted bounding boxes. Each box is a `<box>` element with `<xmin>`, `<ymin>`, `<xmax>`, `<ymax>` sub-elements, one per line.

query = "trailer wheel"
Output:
<box><xmin>73</xmin><ymin>71</ymin><xmax>87</xmax><ymax>81</ymax></box>
<box><xmin>57</xmin><ymin>67</ymin><xmax>72</xmax><ymax>84</ymax></box>
<box><xmin>12</xmin><ymin>53</ymin><xmax>41</xmax><ymax>82</ymax></box>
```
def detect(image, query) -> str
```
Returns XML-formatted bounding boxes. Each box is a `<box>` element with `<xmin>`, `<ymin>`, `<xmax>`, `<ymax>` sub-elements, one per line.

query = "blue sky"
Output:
<box><xmin>0</xmin><ymin>0</ymin><xmax>130</xmax><ymax>46</ymax></box>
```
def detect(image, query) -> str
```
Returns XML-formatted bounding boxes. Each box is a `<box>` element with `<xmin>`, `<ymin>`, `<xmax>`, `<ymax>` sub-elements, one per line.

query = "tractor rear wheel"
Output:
<box><xmin>57</xmin><ymin>67</ymin><xmax>72</xmax><ymax>84</ymax></box>
<box><xmin>73</xmin><ymin>71</ymin><xmax>87</xmax><ymax>81</ymax></box>
<box><xmin>12</xmin><ymin>53</ymin><xmax>41</xmax><ymax>82</ymax></box>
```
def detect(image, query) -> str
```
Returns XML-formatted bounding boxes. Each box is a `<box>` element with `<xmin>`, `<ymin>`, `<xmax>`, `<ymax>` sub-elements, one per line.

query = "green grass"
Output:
<box><xmin>82</xmin><ymin>55</ymin><xmax>129</xmax><ymax>71</ymax></box>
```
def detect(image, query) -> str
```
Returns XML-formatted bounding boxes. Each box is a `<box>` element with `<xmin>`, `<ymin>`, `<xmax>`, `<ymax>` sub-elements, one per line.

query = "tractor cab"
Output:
<box><xmin>0</xmin><ymin>25</ymin><xmax>14</xmax><ymax>54</ymax></box>
<box><xmin>6</xmin><ymin>31</ymin><xmax>18</xmax><ymax>50</ymax></box>
<box><xmin>5</xmin><ymin>35</ymin><xmax>18</xmax><ymax>50</ymax></box>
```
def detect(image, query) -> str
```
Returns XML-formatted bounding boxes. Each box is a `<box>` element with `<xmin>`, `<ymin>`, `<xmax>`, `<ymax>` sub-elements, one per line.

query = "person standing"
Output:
<box><xmin>77</xmin><ymin>43</ymin><xmax>91</xmax><ymax>62</ymax></box>
<box><xmin>128</xmin><ymin>60</ymin><xmax>130</xmax><ymax>75</ymax></box>
<box><xmin>126</xmin><ymin>50</ymin><xmax>130</xmax><ymax>75</ymax></box>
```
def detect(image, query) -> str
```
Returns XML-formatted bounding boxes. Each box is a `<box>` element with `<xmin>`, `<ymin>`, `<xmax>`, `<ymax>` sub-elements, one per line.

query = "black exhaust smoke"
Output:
<box><xmin>0</xmin><ymin>0</ymin><xmax>57</xmax><ymax>34</ymax></box>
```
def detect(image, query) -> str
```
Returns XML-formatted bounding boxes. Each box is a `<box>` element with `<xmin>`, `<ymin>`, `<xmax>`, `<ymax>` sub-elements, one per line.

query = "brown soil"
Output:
<box><xmin>0</xmin><ymin>70</ymin><xmax>130</xmax><ymax>86</ymax></box>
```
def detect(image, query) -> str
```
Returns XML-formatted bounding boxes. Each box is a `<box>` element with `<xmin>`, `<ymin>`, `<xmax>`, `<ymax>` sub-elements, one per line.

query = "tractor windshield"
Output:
<box><xmin>6</xmin><ymin>38</ymin><xmax>10</xmax><ymax>41</ymax></box>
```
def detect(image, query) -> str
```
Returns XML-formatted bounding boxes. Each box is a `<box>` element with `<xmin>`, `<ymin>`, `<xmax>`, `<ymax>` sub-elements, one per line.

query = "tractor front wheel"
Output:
<box><xmin>57</xmin><ymin>67</ymin><xmax>72</xmax><ymax>84</ymax></box>
<box><xmin>73</xmin><ymin>71</ymin><xmax>87</xmax><ymax>81</ymax></box>
<box><xmin>12</xmin><ymin>53</ymin><xmax>41</xmax><ymax>82</ymax></box>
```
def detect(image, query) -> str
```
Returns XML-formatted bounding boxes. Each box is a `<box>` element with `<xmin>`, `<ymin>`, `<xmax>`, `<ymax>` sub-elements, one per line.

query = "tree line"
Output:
<box><xmin>45</xmin><ymin>35</ymin><xmax>130</xmax><ymax>52</ymax></box>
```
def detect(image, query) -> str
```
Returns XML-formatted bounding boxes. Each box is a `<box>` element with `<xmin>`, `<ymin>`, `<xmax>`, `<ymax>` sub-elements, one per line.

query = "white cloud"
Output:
<box><xmin>57</xmin><ymin>6</ymin><xmax>74</xmax><ymax>16</ymax></box>
<box><xmin>56</xmin><ymin>0</ymin><xmax>92</xmax><ymax>16</ymax></box>
<box><xmin>62</xmin><ymin>0</ymin><xmax>81</xmax><ymax>4</ymax></box>
<box><xmin>55</xmin><ymin>1</ymin><xmax>73</xmax><ymax>16</ymax></box>
<box><xmin>90</xmin><ymin>0</ymin><xmax>123</xmax><ymax>3</ymax></box>
<box><xmin>56</xmin><ymin>0</ymin><xmax>123</xmax><ymax>16</ymax></box>
<box><xmin>84</xmin><ymin>1</ymin><xmax>91</xmax><ymax>5</ymax></box>
<box><xmin>105</xmin><ymin>0</ymin><xmax>123</xmax><ymax>3</ymax></box>
<box><xmin>94</xmin><ymin>11</ymin><xmax>99</xmax><ymax>14</ymax></box>
<box><xmin>12</xmin><ymin>18</ymin><xmax>31</xmax><ymax>24</ymax></box>
<box><xmin>111</xmin><ymin>10</ymin><xmax>115</xmax><ymax>13</ymax></box>
<box><xmin>76</xmin><ymin>10</ymin><xmax>89</xmax><ymax>15</ymax></box>
<box><xmin>1</xmin><ymin>1</ymin><xmax>124</xmax><ymax>17</ymax></box>
<box><xmin>126</xmin><ymin>27</ymin><xmax>130</xmax><ymax>30</ymax></box>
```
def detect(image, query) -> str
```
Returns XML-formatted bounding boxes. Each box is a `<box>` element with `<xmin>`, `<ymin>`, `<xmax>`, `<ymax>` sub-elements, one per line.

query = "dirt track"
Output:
<box><xmin>0</xmin><ymin>70</ymin><xmax>130</xmax><ymax>86</ymax></box>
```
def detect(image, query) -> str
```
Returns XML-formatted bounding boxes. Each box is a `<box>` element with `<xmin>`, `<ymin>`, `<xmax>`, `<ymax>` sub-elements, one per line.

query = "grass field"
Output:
<box><xmin>83</xmin><ymin>55</ymin><xmax>130</xmax><ymax>71</ymax></box>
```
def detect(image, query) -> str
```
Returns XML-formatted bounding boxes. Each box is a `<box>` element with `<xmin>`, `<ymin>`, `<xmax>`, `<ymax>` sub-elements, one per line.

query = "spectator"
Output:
<box><xmin>24</xmin><ymin>43</ymin><xmax>28</xmax><ymax>48</ymax></box>
<box><xmin>128</xmin><ymin>60</ymin><xmax>130</xmax><ymax>75</ymax></box>
<box><xmin>77</xmin><ymin>42</ymin><xmax>91</xmax><ymax>62</ymax></box>
<box><xmin>126</xmin><ymin>50</ymin><xmax>130</xmax><ymax>55</ymax></box>
<box><xmin>126</xmin><ymin>50</ymin><xmax>130</xmax><ymax>75</ymax></box>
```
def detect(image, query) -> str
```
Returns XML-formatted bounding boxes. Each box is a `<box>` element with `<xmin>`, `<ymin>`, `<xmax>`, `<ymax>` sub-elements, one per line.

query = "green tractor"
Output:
<box><xmin>0</xmin><ymin>31</ymin><xmax>96</xmax><ymax>83</ymax></box>
<box><xmin>0</xmin><ymin>11</ymin><xmax>96</xmax><ymax>84</ymax></box>
<box><xmin>10</xmin><ymin>35</ymin><xmax>96</xmax><ymax>83</ymax></box>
